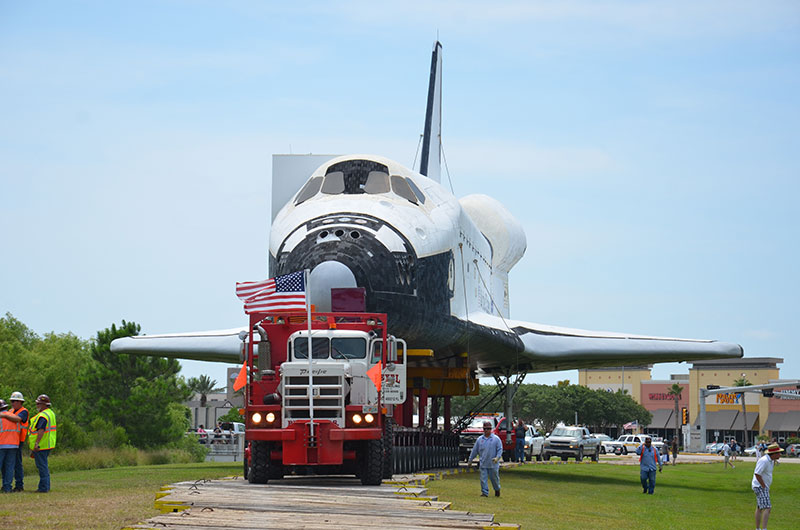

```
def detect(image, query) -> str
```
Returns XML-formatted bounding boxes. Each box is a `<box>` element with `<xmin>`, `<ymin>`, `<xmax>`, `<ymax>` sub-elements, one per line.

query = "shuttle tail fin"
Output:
<box><xmin>419</xmin><ymin>40</ymin><xmax>442</xmax><ymax>182</ymax></box>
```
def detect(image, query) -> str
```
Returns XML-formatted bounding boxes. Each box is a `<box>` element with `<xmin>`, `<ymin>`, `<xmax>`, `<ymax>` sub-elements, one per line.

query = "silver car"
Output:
<box><xmin>524</xmin><ymin>426</ymin><xmax>545</xmax><ymax>461</ymax></box>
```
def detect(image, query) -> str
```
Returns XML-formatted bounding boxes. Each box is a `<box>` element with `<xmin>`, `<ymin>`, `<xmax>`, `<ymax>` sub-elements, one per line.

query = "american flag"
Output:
<box><xmin>236</xmin><ymin>271</ymin><xmax>307</xmax><ymax>313</ymax></box>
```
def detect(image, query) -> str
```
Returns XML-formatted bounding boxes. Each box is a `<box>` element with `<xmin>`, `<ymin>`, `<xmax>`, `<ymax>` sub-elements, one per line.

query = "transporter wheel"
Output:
<box><xmin>359</xmin><ymin>439</ymin><xmax>384</xmax><ymax>486</ymax></box>
<box><xmin>249</xmin><ymin>441</ymin><xmax>271</xmax><ymax>484</ymax></box>
<box><xmin>382</xmin><ymin>418</ymin><xmax>394</xmax><ymax>479</ymax></box>
<box><xmin>243</xmin><ymin>457</ymin><xmax>249</xmax><ymax>480</ymax></box>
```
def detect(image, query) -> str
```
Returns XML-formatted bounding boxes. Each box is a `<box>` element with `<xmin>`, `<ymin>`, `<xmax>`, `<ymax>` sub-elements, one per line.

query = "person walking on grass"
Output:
<box><xmin>514</xmin><ymin>419</ymin><xmax>526</xmax><ymax>463</ymax></box>
<box><xmin>721</xmin><ymin>439</ymin><xmax>735</xmax><ymax>469</ymax></box>
<box><xmin>671</xmin><ymin>436</ymin><xmax>679</xmax><ymax>465</ymax></box>
<box><xmin>752</xmin><ymin>443</ymin><xmax>783</xmax><ymax>530</ymax></box>
<box><xmin>28</xmin><ymin>394</ymin><xmax>57</xmax><ymax>493</ymax></box>
<box><xmin>0</xmin><ymin>400</ymin><xmax>23</xmax><ymax>493</ymax></box>
<box><xmin>468</xmin><ymin>420</ymin><xmax>503</xmax><ymax>497</ymax></box>
<box><xmin>635</xmin><ymin>436</ymin><xmax>662</xmax><ymax>494</ymax></box>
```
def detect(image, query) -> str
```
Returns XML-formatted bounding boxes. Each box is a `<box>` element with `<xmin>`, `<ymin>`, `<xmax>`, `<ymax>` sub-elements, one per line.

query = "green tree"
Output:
<box><xmin>667</xmin><ymin>383</ymin><xmax>683</xmax><ymax>445</ymax></box>
<box><xmin>81</xmin><ymin>320</ymin><xmax>192</xmax><ymax>448</ymax></box>
<box><xmin>733</xmin><ymin>375</ymin><xmax>751</xmax><ymax>449</ymax></box>
<box><xmin>187</xmin><ymin>374</ymin><xmax>225</xmax><ymax>408</ymax></box>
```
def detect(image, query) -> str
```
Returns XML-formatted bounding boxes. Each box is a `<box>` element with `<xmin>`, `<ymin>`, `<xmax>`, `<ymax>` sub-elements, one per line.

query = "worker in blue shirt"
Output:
<box><xmin>468</xmin><ymin>420</ymin><xmax>503</xmax><ymax>497</ymax></box>
<box><xmin>635</xmin><ymin>436</ymin><xmax>663</xmax><ymax>494</ymax></box>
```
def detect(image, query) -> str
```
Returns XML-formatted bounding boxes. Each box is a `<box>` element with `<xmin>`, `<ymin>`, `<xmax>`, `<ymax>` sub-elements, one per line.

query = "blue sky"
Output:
<box><xmin>1</xmin><ymin>1</ymin><xmax>798</xmax><ymax>389</ymax></box>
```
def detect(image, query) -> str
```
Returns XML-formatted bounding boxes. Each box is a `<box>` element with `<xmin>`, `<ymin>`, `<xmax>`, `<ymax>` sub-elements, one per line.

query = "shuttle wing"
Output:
<box><xmin>110</xmin><ymin>328</ymin><xmax>246</xmax><ymax>364</ymax></box>
<box><xmin>466</xmin><ymin>311</ymin><xmax>743</xmax><ymax>373</ymax></box>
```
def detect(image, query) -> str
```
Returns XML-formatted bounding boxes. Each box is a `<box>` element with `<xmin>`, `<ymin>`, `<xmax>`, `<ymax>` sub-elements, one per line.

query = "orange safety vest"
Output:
<box><xmin>13</xmin><ymin>406</ymin><xmax>28</xmax><ymax>443</ymax></box>
<box><xmin>0</xmin><ymin>415</ymin><xmax>22</xmax><ymax>446</ymax></box>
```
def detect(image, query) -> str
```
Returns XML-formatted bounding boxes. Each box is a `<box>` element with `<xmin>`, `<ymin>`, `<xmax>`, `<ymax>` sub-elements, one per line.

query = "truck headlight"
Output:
<box><xmin>353</xmin><ymin>414</ymin><xmax>363</xmax><ymax>424</ymax></box>
<box><xmin>364</xmin><ymin>413</ymin><xmax>374</xmax><ymax>423</ymax></box>
<box><xmin>266</xmin><ymin>412</ymin><xmax>276</xmax><ymax>423</ymax></box>
<box><xmin>252</xmin><ymin>412</ymin><xmax>262</xmax><ymax>424</ymax></box>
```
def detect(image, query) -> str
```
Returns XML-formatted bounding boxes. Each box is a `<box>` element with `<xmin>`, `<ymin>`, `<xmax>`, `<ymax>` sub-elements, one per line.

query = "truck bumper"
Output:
<box><xmin>247</xmin><ymin>421</ymin><xmax>381</xmax><ymax>466</ymax></box>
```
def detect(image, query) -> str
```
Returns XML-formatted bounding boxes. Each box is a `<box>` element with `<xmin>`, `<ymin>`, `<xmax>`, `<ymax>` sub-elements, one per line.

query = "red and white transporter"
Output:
<box><xmin>242</xmin><ymin>311</ymin><xmax>406</xmax><ymax>485</ymax></box>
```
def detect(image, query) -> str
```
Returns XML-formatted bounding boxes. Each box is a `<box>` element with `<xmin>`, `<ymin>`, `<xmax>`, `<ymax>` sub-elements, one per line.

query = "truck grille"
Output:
<box><xmin>282</xmin><ymin>374</ymin><xmax>345</xmax><ymax>427</ymax></box>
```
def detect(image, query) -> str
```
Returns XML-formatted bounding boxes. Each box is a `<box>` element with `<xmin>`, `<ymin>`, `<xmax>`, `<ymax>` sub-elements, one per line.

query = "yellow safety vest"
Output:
<box><xmin>28</xmin><ymin>408</ymin><xmax>57</xmax><ymax>450</ymax></box>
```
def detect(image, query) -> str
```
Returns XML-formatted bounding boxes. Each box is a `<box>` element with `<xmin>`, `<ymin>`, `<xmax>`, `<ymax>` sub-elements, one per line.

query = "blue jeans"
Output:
<box><xmin>640</xmin><ymin>469</ymin><xmax>656</xmax><ymax>494</ymax></box>
<box><xmin>479</xmin><ymin>466</ymin><xmax>500</xmax><ymax>496</ymax></box>
<box><xmin>0</xmin><ymin>447</ymin><xmax>15</xmax><ymax>492</ymax></box>
<box><xmin>14</xmin><ymin>443</ymin><xmax>24</xmax><ymax>489</ymax></box>
<box><xmin>515</xmin><ymin>439</ymin><xmax>525</xmax><ymax>462</ymax></box>
<box><xmin>34</xmin><ymin>449</ymin><xmax>50</xmax><ymax>492</ymax></box>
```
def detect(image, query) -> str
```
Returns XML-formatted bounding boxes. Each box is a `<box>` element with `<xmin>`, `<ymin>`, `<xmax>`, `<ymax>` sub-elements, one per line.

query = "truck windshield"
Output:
<box><xmin>293</xmin><ymin>337</ymin><xmax>329</xmax><ymax>359</ymax></box>
<box><xmin>551</xmin><ymin>427</ymin><xmax>582</xmax><ymax>437</ymax></box>
<box><xmin>331</xmin><ymin>337</ymin><xmax>366</xmax><ymax>359</ymax></box>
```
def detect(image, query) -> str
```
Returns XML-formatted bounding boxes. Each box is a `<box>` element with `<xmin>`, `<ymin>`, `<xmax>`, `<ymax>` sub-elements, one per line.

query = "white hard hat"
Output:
<box><xmin>10</xmin><ymin>392</ymin><xmax>25</xmax><ymax>402</ymax></box>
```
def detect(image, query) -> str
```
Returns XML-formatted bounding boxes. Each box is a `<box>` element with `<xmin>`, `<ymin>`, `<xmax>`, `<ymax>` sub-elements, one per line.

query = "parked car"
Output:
<box><xmin>204</xmin><ymin>421</ymin><xmax>245</xmax><ymax>444</ymax></box>
<box><xmin>524</xmin><ymin>426</ymin><xmax>545</xmax><ymax>461</ymax></box>
<box><xmin>606</xmin><ymin>434</ymin><xmax>666</xmax><ymax>455</ymax></box>
<box><xmin>542</xmin><ymin>426</ymin><xmax>601</xmax><ymax>462</ymax></box>
<box><xmin>591</xmin><ymin>433</ymin><xmax>613</xmax><ymax>454</ymax></box>
<box><xmin>705</xmin><ymin>442</ymin><xmax>725</xmax><ymax>453</ymax></box>
<box><xmin>744</xmin><ymin>445</ymin><xmax>758</xmax><ymax>457</ymax></box>
<box><xmin>787</xmin><ymin>444</ymin><xmax>800</xmax><ymax>457</ymax></box>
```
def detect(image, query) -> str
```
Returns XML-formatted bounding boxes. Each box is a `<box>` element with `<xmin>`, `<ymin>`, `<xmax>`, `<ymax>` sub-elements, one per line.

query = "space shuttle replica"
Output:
<box><xmin>112</xmin><ymin>42</ymin><xmax>742</xmax><ymax>388</ymax></box>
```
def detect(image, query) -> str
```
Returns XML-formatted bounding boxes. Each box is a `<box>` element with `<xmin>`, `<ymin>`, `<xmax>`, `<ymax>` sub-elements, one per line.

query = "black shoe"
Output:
<box><xmin>480</xmin><ymin>493</ymin><xmax>488</xmax><ymax>497</ymax></box>
<box><xmin>642</xmin><ymin>489</ymin><xmax>647</xmax><ymax>494</ymax></box>
<box><xmin>495</xmin><ymin>490</ymin><xmax>500</xmax><ymax>497</ymax></box>
<box><xmin>12</xmin><ymin>487</ymin><xmax>23</xmax><ymax>493</ymax></box>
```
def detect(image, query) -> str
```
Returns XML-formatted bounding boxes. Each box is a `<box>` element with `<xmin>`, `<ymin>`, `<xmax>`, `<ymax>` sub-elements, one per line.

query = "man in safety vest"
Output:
<box><xmin>5</xmin><ymin>392</ymin><xmax>28</xmax><ymax>492</ymax></box>
<box><xmin>0</xmin><ymin>399</ymin><xmax>23</xmax><ymax>493</ymax></box>
<box><xmin>635</xmin><ymin>436</ymin><xmax>662</xmax><ymax>495</ymax></box>
<box><xmin>29</xmin><ymin>394</ymin><xmax>57</xmax><ymax>493</ymax></box>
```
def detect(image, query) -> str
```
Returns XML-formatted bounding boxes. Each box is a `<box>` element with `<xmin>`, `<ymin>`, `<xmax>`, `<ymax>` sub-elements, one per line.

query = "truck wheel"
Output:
<box><xmin>249</xmin><ymin>441</ymin><xmax>271</xmax><ymax>484</ymax></box>
<box><xmin>576</xmin><ymin>449</ymin><xmax>583</xmax><ymax>462</ymax></box>
<box><xmin>542</xmin><ymin>452</ymin><xmax>550</xmax><ymax>461</ymax></box>
<box><xmin>600</xmin><ymin>446</ymin><xmax>606</xmax><ymax>454</ymax></box>
<box><xmin>243</xmin><ymin>457</ymin><xmax>249</xmax><ymax>480</ymax></box>
<box><xmin>382</xmin><ymin>418</ymin><xmax>394</xmax><ymax>479</ymax></box>
<box><xmin>526</xmin><ymin>449</ymin><xmax>532</xmax><ymax>462</ymax></box>
<box><xmin>591</xmin><ymin>448</ymin><xmax>599</xmax><ymax>462</ymax></box>
<box><xmin>622</xmin><ymin>447</ymin><xmax>628</xmax><ymax>455</ymax></box>
<box><xmin>535</xmin><ymin>452</ymin><xmax>542</xmax><ymax>462</ymax></box>
<box><xmin>360</xmin><ymin>439</ymin><xmax>384</xmax><ymax>486</ymax></box>
<box><xmin>560</xmin><ymin>456</ymin><xmax>568</xmax><ymax>462</ymax></box>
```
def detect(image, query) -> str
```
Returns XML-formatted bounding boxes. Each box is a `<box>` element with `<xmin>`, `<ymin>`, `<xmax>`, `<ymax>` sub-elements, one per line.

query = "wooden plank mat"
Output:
<box><xmin>127</xmin><ymin>475</ymin><xmax>519</xmax><ymax>530</ymax></box>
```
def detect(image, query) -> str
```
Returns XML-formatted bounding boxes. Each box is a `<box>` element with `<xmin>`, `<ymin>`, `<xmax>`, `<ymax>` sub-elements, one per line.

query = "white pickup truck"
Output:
<box><xmin>605</xmin><ymin>434</ymin><xmax>665</xmax><ymax>455</ymax></box>
<box><xmin>200</xmin><ymin>422</ymin><xmax>245</xmax><ymax>444</ymax></box>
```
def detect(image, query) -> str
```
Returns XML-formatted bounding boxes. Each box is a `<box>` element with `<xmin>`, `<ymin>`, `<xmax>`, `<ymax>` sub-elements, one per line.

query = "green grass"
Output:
<box><xmin>426</xmin><ymin>462</ymin><xmax>800</xmax><ymax>529</ymax></box>
<box><xmin>0</xmin><ymin>461</ymin><xmax>241</xmax><ymax>530</ymax></box>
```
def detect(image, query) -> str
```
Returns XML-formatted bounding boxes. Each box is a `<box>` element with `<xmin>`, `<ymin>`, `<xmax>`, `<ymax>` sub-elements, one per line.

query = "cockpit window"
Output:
<box><xmin>321</xmin><ymin>171</ymin><xmax>345</xmax><ymax>194</ymax></box>
<box><xmin>390</xmin><ymin>175</ymin><xmax>418</xmax><ymax>204</ymax></box>
<box><xmin>405</xmin><ymin>178</ymin><xmax>426</xmax><ymax>204</ymax></box>
<box><xmin>295</xmin><ymin>176</ymin><xmax>323</xmax><ymax>205</ymax></box>
<box><xmin>363</xmin><ymin>171</ymin><xmax>390</xmax><ymax>194</ymax></box>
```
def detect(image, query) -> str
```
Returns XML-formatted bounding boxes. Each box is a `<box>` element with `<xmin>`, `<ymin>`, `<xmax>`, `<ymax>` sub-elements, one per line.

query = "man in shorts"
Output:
<box><xmin>752</xmin><ymin>443</ymin><xmax>783</xmax><ymax>530</ymax></box>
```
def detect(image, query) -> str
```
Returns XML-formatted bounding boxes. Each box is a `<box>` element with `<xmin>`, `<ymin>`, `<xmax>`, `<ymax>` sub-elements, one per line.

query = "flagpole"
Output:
<box><xmin>305</xmin><ymin>269</ymin><xmax>314</xmax><ymax>438</ymax></box>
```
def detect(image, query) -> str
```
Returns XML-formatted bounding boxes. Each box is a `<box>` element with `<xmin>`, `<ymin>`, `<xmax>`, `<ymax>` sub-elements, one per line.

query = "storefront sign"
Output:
<box><xmin>648</xmin><ymin>392</ymin><xmax>679</xmax><ymax>401</ymax></box>
<box><xmin>715</xmin><ymin>392</ymin><xmax>743</xmax><ymax>404</ymax></box>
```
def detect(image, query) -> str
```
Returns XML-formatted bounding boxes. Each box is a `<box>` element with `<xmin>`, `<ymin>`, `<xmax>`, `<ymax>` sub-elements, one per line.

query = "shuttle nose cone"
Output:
<box><xmin>309</xmin><ymin>261</ymin><xmax>357</xmax><ymax>311</ymax></box>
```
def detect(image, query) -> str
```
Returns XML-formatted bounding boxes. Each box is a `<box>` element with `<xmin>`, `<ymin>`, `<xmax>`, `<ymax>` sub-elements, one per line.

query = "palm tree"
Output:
<box><xmin>188</xmin><ymin>374</ymin><xmax>225</xmax><ymax>408</ymax></box>
<box><xmin>733</xmin><ymin>375</ymin><xmax>751</xmax><ymax>449</ymax></box>
<box><xmin>667</xmin><ymin>383</ymin><xmax>683</xmax><ymax>447</ymax></box>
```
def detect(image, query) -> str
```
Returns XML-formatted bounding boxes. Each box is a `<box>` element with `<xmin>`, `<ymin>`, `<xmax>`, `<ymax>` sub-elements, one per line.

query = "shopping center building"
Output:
<box><xmin>578</xmin><ymin>357</ymin><xmax>800</xmax><ymax>446</ymax></box>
